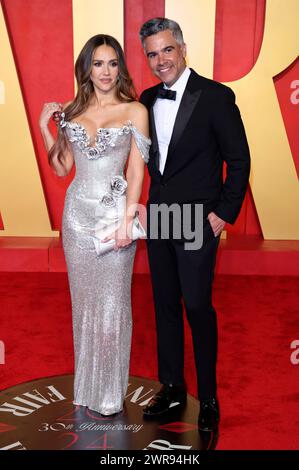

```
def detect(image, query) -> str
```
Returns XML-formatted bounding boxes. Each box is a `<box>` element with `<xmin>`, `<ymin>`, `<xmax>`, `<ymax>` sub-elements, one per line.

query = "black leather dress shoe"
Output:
<box><xmin>143</xmin><ymin>384</ymin><xmax>187</xmax><ymax>416</ymax></box>
<box><xmin>198</xmin><ymin>398</ymin><xmax>219</xmax><ymax>431</ymax></box>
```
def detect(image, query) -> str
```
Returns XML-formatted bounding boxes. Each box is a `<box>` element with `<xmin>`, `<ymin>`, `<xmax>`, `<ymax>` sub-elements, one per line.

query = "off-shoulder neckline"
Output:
<box><xmin>67</xmin><ymin>119</ymin><xmax>132</xmax><ymax>132</ymax></box>
<box><xmin>64</xmin><ymin>119</ymin><xmax>150</xmax><ymax>144</ymax></box>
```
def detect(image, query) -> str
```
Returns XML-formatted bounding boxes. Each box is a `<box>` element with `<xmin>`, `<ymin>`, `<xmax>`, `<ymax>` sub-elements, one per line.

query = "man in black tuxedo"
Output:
<box><xmin>139</xmin><ymin>18</ymin><xmax>250</xmax><ymax>431</ymax></box>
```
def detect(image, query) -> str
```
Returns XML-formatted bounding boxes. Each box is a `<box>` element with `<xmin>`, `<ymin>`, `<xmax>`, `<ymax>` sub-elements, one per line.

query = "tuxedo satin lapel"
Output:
<box><xmin>149</xmin><ymin>105</ymin><xmax>160</xmax><ymax>169</ymax></box>
<box><xmin>148</xmin><ymin>85</ymin><xmax>164</xmax><ymax>175</ymax></box>
<box><xmin>167</xmin><ymin>87</ymin><xmax>202</xmax><ymax>158</ymax></box>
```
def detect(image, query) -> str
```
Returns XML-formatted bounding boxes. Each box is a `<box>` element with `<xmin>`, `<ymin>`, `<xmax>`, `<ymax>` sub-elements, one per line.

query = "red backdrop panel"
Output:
<box><xmin>124</xmin><ymin>0</ymin><xmax>165</xmax><ymax>272</ymax></box>
<box><xmin>274</xmin><ymin>58</ymin><xmax>299</xmax><ymax>180</ymax></box>
<box><xmin>214</xmin><ymin>0</ymin><xmax>266</xmax><ymax>81</ymax></box>
<box><xmin>124</xmin><ymin>0</ymin><xmax>164</xmax><ymax>208</ymax></box>
<box><xmin>214</xmin><ymin>0</ymin><xmax>266</xmax><ymax>236</ymax></box>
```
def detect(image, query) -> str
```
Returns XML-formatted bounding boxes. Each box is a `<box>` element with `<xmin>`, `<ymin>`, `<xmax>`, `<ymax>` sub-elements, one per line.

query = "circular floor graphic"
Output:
<box><xmin>0</xmin><ymin>375</ymin><xmax>217</xmax><ymax>450</ymax></box>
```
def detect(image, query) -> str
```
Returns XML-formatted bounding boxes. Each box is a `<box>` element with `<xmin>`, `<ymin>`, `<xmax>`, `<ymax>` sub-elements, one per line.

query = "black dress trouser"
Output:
<box><xmin>147</xmin><ymin>218</ymin><xmax>220</xmax><ymax>400</ymax></box>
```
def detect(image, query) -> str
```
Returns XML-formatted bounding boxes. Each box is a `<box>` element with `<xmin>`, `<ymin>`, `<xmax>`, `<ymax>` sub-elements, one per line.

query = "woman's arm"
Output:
<box><xmin>39</xmin><ymin>102</ymin><xmax>74</xmax><ymax>177</ymax></box>
<box><xmin>103</xmin><ymin>102</ymin><xmax>149</xmax><ymax>249</ymax></box>
<box><xmin>124</xmin><ymin>102</ymin><xmax>149</xmax><ymax>224</ymax></box>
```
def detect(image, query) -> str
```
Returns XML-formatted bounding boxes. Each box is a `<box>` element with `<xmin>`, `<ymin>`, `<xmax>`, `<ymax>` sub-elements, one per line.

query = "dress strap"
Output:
<box><xmin>127</xmin><ymin>121</ymin><xmax>151</xmax><ymax>164</ymax></box>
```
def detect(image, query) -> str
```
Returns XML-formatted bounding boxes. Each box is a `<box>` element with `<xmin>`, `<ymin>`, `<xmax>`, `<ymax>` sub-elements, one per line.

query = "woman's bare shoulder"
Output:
<box><xmin>126</xmin><ymin>100</ymin><xmax>148</xmax><ymax>118</ymax></box>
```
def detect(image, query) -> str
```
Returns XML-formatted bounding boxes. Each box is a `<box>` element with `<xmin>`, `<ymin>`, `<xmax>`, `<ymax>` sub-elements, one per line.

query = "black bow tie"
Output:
<box><xmin>157</xmin><ymin>88</ymin><xmax>177</xmax><ymax>100</ymax></box>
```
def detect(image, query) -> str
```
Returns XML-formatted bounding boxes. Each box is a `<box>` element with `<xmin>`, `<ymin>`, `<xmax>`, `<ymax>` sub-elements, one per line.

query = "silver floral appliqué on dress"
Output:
<box><xmin>60</xmin><ymin>115</ymin><xmax>150</xmax><ymax>163</ymax></box>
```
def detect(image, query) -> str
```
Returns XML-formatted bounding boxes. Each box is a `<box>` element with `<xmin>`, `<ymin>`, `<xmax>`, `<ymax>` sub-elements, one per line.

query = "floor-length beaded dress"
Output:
<box><xmin>61</xmin><ymin>116</ymin><xmax>150</xmax><ymax>415</ymax></box>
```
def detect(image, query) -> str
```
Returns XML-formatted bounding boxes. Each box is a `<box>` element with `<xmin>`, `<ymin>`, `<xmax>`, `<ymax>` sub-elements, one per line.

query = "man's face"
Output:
<box><xmin>144</xmin><ymin>30</ymin><xmax>186</xmax><ymax>87</ymax></box>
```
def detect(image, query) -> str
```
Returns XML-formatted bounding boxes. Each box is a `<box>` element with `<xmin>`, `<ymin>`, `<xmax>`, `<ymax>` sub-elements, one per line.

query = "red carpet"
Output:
<box><xmin>0</xmin><ymin>272</ymin><xmax>298</xmax><ymax>449</ymax></box>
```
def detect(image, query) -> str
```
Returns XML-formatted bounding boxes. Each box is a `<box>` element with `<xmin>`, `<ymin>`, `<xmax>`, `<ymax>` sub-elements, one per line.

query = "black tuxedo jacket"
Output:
<box><xmin>140</xmin><ymin>69</ymin><xmax>250</xmax><ymax>224</ymax></box>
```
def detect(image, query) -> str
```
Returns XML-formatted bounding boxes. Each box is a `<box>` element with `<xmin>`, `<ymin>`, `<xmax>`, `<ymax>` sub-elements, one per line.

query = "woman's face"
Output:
<box><xmin>89</xmin><ymin>44</ymin><xmax>119</xmax><ymax>93</ymax></box>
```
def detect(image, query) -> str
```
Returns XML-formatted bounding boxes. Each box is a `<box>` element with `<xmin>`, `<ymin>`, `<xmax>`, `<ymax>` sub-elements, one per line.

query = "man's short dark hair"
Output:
<box><xmin>139</xmin><ymin>17</ymin><xmax>184</xmax><ymax>48</ymax></box>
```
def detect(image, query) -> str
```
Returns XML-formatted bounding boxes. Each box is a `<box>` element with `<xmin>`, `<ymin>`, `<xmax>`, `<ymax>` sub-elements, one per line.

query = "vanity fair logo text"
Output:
<box><xmin>0</xmin><ymin>378</ymin><xmax>199</xmax><ymax>450</ymax></box>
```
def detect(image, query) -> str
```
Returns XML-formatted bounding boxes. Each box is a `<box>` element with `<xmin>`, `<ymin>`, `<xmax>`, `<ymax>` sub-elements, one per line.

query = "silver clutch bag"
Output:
<box><xmin>93</xmin><ymin>216</ymin><xmax>146</xmax><ymax>256</ymax></box>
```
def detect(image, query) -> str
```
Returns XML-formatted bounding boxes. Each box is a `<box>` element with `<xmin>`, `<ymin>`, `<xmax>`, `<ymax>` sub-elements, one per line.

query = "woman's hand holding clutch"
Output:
<box><xmin>102</xmin><ymin>220</ymin><xmax>133</xmax><ymax>251</ymax></box>
<box><xmin>93</xmin><ymin>215</ymin><xmax>146</xmax><ymax>255</ymax></box>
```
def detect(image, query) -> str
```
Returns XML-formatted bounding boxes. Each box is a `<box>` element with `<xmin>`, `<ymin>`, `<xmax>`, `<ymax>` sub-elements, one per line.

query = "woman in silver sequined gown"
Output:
<box><xmin>39</xmin><ymin>35</ymin><xmax>150</xmax><ymax>415</ymax></box>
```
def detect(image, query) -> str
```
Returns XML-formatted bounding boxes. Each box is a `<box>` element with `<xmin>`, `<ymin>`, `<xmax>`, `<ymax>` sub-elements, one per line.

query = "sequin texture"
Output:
<box><xmin>62</xmin><ymin>120</ymin><xmax>150</xmax><ymax>415</ymax></box>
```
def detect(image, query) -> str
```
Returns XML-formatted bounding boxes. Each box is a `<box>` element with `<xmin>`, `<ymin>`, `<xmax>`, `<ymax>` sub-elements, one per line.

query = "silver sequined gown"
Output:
<box><xmin>61</xmin><ymin>118</ymin><xmax>150</xmax><ymax>415</ymax></box>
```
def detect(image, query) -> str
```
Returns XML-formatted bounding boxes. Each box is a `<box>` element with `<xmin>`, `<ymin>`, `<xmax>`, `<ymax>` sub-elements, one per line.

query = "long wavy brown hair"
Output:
<box><xmin>49</xmin><ymin>34</ymin><xmax>138</xmax><ymax>166</ymax></box>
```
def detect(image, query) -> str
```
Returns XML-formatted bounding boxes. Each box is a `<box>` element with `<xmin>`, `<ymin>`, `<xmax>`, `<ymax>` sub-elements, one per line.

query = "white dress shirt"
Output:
<box><xmin>153</xmin><ymin>67</ymin><xmax>191</xmax><ymax>174</ymax></box>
